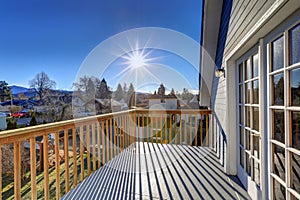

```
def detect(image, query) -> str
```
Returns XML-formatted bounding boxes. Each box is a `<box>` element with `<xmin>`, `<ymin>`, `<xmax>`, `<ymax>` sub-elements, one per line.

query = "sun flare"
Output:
<box><xmin>122</xmin><ymin>48</ymin><xmax>152</xmax><ymax>69</ymax></box>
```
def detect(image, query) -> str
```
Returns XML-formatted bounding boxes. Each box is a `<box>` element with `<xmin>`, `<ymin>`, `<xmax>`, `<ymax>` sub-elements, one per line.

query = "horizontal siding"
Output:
<box><xmin>224</xmin><ymin>0</ymin><xmax>276</xmax><ymax>59</ymax></box>
<box><xmin>211</xmin><ymin>76</ymin><xmax>227</xmax><ymax>168</ymax></box>
<box><xmin>212</xmin><ymin>76</ymin><xmax>227</xmax><ymax>130</ymax></box>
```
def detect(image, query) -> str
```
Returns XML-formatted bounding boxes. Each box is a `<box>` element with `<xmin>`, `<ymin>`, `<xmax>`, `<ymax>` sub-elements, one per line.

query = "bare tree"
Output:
<box><xmin>29</xmin><ymin>72</ymin><xmax>56</xmax><ymax>100</ymax></box>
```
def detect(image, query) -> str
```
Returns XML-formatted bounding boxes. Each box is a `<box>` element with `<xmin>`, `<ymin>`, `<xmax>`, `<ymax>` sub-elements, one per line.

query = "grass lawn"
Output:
<box><xmin>2</xmin><ymin>153</ymin><xmax>97</xmax><ymax>200</ymax></box>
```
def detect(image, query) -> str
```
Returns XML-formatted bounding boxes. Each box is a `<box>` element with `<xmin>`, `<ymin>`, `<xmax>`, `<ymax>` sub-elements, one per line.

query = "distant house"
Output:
<box><xmin>147</xmin><ymin>83</ymin><xmax>178</xmax><ymax>110</ymax></box>
<box><xmin>148</xmin><ymin>94</ymin><xmax>178</xmax><ymax>110</ymax></box>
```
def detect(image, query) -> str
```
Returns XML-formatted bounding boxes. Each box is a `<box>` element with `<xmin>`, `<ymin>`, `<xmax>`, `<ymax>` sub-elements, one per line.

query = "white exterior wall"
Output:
<box><xmin>210</xmin><ymin>0</ymin><xmax>300</xmax><ymax>199</ymax></box>
<box><xmin>149</xmin><ymin>99</ymin><xmax>177</xmax><ymax>110</ymax></box>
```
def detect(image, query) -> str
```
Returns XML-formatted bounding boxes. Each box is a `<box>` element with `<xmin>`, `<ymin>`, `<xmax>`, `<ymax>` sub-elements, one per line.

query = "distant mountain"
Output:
<box><xmin>10</xmin><ymin>85</ymin><xmax>72</xmax><ymax>98</ymax></box>
<box><xmin>10</xmin><ymin>85</ymin><xmax>31</xmax><ymax>95</ymax></box>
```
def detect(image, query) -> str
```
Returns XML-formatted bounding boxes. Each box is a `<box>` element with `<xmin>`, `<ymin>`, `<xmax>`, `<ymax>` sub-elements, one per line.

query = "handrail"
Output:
<box><xmin>0</xmin><ymin>109</ymin><xmax>211</xmax><ymax>200</ymax></box>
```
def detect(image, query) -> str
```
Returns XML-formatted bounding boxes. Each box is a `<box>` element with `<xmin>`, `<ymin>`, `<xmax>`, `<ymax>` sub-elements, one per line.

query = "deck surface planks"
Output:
<box><xmin>62</xmin><ymin>142</ymin><xmax>251</xmax><ymax>200</ymax></box>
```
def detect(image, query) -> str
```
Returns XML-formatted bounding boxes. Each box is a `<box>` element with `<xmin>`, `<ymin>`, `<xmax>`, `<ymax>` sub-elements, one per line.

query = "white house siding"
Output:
<box><xmin>211</xmin><ymin>75</ymin><xmax>227</xmax><ymax>168</ymax></box>
<box><xmin>209</xmin><ymin>0</ymin><xmax>300</xmax><ymax>199</ymax></box>
<box><xmin>224</xmin><ymin>0</ymin><xmax>276</xmax><ymax>59</ymax></box>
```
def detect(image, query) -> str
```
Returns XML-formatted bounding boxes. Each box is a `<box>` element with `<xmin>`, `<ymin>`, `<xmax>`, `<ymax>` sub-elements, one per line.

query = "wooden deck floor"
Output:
<box><xmin>62</xmin><ymin>142</ymin><xmax>250</xmax><ymax>199</ymax></box>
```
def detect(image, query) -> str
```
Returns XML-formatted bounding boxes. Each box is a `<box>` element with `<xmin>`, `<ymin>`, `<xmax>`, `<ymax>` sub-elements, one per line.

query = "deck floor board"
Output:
<box><xmin>62</xmin><ymin>142</ymin><xmax>251</xmax><ymax>200</ymax></box>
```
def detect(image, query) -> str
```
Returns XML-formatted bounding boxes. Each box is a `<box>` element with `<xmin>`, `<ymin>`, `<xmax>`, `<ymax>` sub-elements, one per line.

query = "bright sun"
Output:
<box><xmin>128</xmin><ymin>51</ymin><xmax>147</xmax><ymax>68</ymax></box>
<box><xmin>122</xmin><ymin>47</ymin><xmax>153</xmax><ymax>69</ymax></box>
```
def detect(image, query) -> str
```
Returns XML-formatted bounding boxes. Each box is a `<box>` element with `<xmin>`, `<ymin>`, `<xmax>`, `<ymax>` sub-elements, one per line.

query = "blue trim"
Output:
<box><xmin>215</xmin><ymin>0</ymin><xmax>233</xmax><ymax>69</ymax></box>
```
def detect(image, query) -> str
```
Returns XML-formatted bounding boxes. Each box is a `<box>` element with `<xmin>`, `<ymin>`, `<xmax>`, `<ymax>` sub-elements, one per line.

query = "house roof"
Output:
<box><xmin>147</xmin><ymin>94</ymin><xmax>177</xmax><ymax>99</ymax></box>
<box><xmin>199</xmin><ymin>0</ymin><xmax>232</xmax><ymax>107</ymax></box>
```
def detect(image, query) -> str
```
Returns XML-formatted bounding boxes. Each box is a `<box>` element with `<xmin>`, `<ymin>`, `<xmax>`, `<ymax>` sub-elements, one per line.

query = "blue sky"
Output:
<box><xmin>0</xmin><ymin>0</ymin><xmax>202</xmax><ymax>91</ymax></box>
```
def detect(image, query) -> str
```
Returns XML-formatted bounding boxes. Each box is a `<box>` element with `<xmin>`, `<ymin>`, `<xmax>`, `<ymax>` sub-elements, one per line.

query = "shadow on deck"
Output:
<box><xmin>62</xmin><ymin>142</ymin><xmax>250</xmax><ymax>199</ymax></box>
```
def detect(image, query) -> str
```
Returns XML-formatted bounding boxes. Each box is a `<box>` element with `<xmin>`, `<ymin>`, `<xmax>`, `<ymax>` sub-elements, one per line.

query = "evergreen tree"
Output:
<box><xmin>114</xmin><ymin>83</ymin><xmax>124</xmax><ymax>101</ymax></box>
<box><xmin>0</xmin><ymin>81</ymin><xmax>11</xmax><ymax>102</ymax></box>
<box><xmin>97</xmin><ymin>78</ymin><xmax>112</xmax><ymax>99</ymax></box>
<box><xmin>86</xmin><ymin>78</ymin><xmax>96</xmax><ymax>100</ymax></box>
<box><xmin>126</xmin><ymin>83</ymin><xmax>135</xmax><ymax>103</ymax></box>
<box><xmin>169</xmin><ymin>88</ymin><xmax>175</xmax><ymax>95</ymax></box>
<box><xmin>123</xmin><ymin>83</ymin><xmax>127</xmax><ymax>94</ymax></box>
<box><xmin>7</xmin><ymin>118</ymin><xmax>17</xmax><ymax>130</ymax></box>
<box><xmin>29</xmin><ymin>113</ymin><xmax>37</xmax><ymax>126</ymax></box>
<box><xmin>181</xmin><ymin>88</ymin><xmax>193</xmax><ymax>100</ymax></box>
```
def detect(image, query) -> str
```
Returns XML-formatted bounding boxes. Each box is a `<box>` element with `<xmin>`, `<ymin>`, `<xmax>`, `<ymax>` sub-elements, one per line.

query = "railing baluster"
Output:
<box><xmin>169</xmin><ymin>114</ymin><xmax>172</xmax><ymax>144</ymax></box>
<box><xmin>14</xmin><ymin>142</ymin><xmax>21</xmax><ymax>200</ymax></box>
<box><xmin>55</xmin><ymin>132</ymin><xmax>60</xmax><ymax>199</ymax></box>
<box><xmin>92</xmin><ymin>123</ymin><xmax>96</xmax><ymax>171</ymax></box>
<box><xmin>106</xmin><ymin>119</ymin><xmax>109</xmax><ymax>161</ymax></box>
<box><xmin>206</xmin><ymin>114</ymin><xmax>209</xmax><ymax>146</ymax></box>
<box><xmin>64</xmin><ymin>130</ymin><xmax>70</xmax><ymax>193</ymax></box>
<box><xmin>86</xmin><ymin>124</ymin><xmax>91</xmax><ymax>176</ymax></box>
<box><xmin>195</xmin><ymin>114</ymin><xmax>198</xmax><ymax>146</ymax></box>
<box><xmin>80</xmin><ymin>125</ymin><xmax>84</xmax><ymax>182</ymax></box>
<box><xmin>30</xmin><ymin>138</ymin><xmax>37</xmax><ymax>200</ymax></box>
<box><xmin>72</xmin><ymin>128</ymin><xmax>78</xmax><ymax>186</ymax></box>
<box><xmin>200</xmin><ymin>114</ymin><xmax>203</xmax><ymax>146</ymax></box>
<box><xmin>101</xmin><ymin>121</ymin><xmax>105</xmax><ymax>165</ymax></box>
<box><xmin>179</xmin><ymin>115</ymin><xmax>182</xmax><ymax>144</ymax></box>
<box><xmin>136</xmin><ymin>112</ymin><xmax>139</xmax><ymax>142</ymax></box>
<box><xmin>114</xmin><ymin>118</ymin><xmax>117</xmax><ymax>156</ymax></box>
<box><xmin>97</xmin><ymin>122</ymin><xmax>101</xmax><ymax>168</ymax></box>
<box><xmin>142</xmin><ymin>113</ymin><xmax>145</xmax><ymax>142</ymax></box>
<box><xmin>43</xmin><ymin>135</ymin><xmax>49</xmax><ymax>200</ymax></box>
<box><xmin>0</xmin><ymin>145</ymin><xmax>2</xmax><ymax>200</ymax></box>
<box><xmin>110</xmin><ymin>118</ymin><xmax>113</xmax><ymax>159</ymax></box>
<box><xmin>190</xmin><ymin>115</ymin><xmax>192</xmax><ymax>145</ymax></box>
<box><xmin>160</xmin><ymin>114</ymin><xmax>162</xmax><ymax>144</ymax></box>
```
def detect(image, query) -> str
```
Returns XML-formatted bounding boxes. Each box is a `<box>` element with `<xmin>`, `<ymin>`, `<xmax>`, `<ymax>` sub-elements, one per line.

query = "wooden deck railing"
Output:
<box><xmin>0</xmin><ymin>109</ymin><xmax>211</xmax><ymax>200</ymax></box>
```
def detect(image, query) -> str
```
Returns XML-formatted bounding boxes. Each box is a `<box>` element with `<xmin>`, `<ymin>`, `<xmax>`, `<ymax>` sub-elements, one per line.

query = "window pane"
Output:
<box><xmin>240</xmin><ymin>148</ymin><xmax>244</xmax><ymax>168</ymax></box>
<box><xmin>246</xmin><ymin>58</ymin><xmax>252</xmax><ymax>80</ymax></box>
<box><xmin>246</xmin><ymin>106</ymin><xmax>250</xmax><ymax>127</ymax></box>
<box><xmin>271</xmin><ymin>36</ymin><xmax>284</xmax><ymax>71</ymax></box>
<box><xmin>246</xmin><ymin>153</ymin><xmax>251</xmax><ymax>175</ymax></box>
<box><xmin>239</xmin><ymin>63</ymin><xmax>244</xmax><ymax>82</ymax></box>
<box><xmin>246</xmin><ymin>82</ymin><xmax>251</xmax><ymax>104</ymax></box>
<box><xmin>253</xmin><ymin>80</ymin><xmax>259</xmax><ymax>104</ymax></box>
<box><xmin>253</xmin><ymin>160</ymin><xmax>260</xmax><ymax>186</ymax></box>
<box><xmin>272</xmin><ymin>73</ymin><xmax>284</xmax><ymax>105</ymax></box>
<box><xmin>240</xmin><ymin>127</ymin><xmax>244</xmax><ymax>146</ymax></box>
<box><xmin>246</xmin><ymin>130</ymin><xmax>250</xmax><ymax>150</ymax></box>
<box><xmin>253</xmin><ymin>107</ymin><xmax>259</xmax><ymax>131</ymax></box>
<box><xmin>239</xmin><ymin>106</ymin><xmax>244</xmax><ymax>124</ymax></box>
<box><xmin>290</xmin><ymin>23</ymin><xmax>300</xmax><ymax>65</ymax></box>
<box><xmin>252</xmin><ymin>135</ymin><xmax>260</xmax><ymax>159</ymax></box>
<box><xmin>292</xmin><ymin>111</ymin><xmax>300</xmax><ymax>150</ymax></box>
<box><xmin>273</xmin><ymin>110</ymin><xmax>285</xmax><ymax>144</ymax></box>
<box><xmin>239</xmin><ymin>85</ymin><xmax>244</xmax><ymax>103</ymax></box>
<box><xmin>291</xmin><ymin>153</ymin><xmax>300</xmax><ymax>194</ymax></box>
<box><xmin>253</xmin><ymin>54</ymin><xmax>259</xmax><ymax>78</ymax></box>
<box><xmin>290</xmin><ymin>68</ymin><xmax>300</xmax><ymax>106</ymax></box>
<box><xmin>273</xmin><ymin>144</ymin><xmax>285</xmax><ymax>181</ymax></box>
<box><xmin>273</xmin><ymin>178</ymin><xmax>285</xmax><ymax>200</ymax></box>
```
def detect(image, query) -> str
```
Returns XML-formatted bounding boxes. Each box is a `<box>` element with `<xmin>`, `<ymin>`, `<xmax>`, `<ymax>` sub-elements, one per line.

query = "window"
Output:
<box><xmin>269</xmin><ymin>22</ymin><xmax>300</xmax><ymax>199</ymax></box>
<box><xmin>238</xmin><ymin>52</ymin><xmax>261</xmax><ymax>187</ymax></box>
